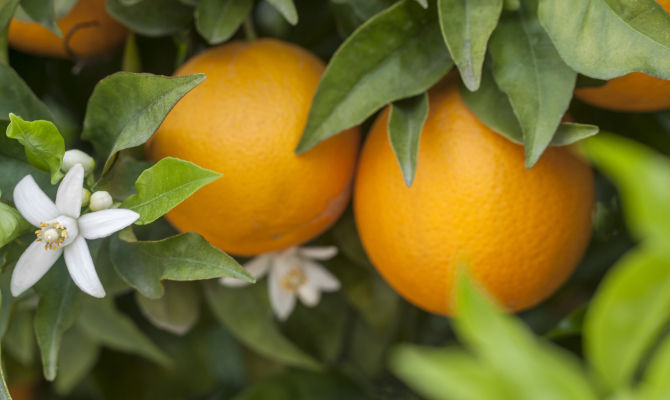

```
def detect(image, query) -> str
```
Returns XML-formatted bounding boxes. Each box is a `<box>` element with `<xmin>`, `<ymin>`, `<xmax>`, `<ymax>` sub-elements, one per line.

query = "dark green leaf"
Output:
<box><xmin>538</xmin><ymin>0</ymin><xmax>670</xmax><ymax>80</ymax></box>
<box><xmin>81</xmin><ymin>72</ymin><xmax>205</xmax><ymax>173</ymax></box>
<box><xmin>195</xmin><ymin>0</ymin><xmax>253</xmax><ymax>44</ymax></box>
<box><xmin>54</xmin><ymin>326</ymin><xmax>99</xmax><ymax>395</ymax></box>
<box><xmin>33</xmin><ymin>261</ymin><xmax>83</xmax><ymax>381</ymax></box>
<box><xmin>136</xmin><ymin>281</ymin><xmax>200</xmax><ymax>335</ymax></box>
<box><xmin>4</xmin><ymin>307</ymin><xmax>35</xmax><ymax>365</ymax></box>
<box><xmin>388</xmin><ymin>93</ymin><xmax>428</xmax><ymax>187</ymax></box>
<box><xmin>233</xmin><ymin>370</ymin><xmax>367</xmax><ymax>400</ymax></box>
<box><xmin>438</xmin><ymin>0</ymin><xmax>502</xmax><ymax>91</ymax></box>
<box><xmin>6</xmin><ymin>113</ymin><xmax>65</xmax><ymax>183</ymax></box>
<box><xmin>583</xmin><ymin>245</ymin><xmax>670</xmax><ymax>391</ymax></box>
<box><xmin>0</xmin><ymin>202</ymin><xmax>30</xmax><ymax>248</ymax></box>
<box><xmin>0</xmin><ymin>0</ymin><xmax>20</xmax><ymax>65</ymax></box>
<box><xmin>19</xmin><ymin>0</ymin><xmax>60</xmax><ymax>34</ymax></box>
<box><xmin>0</xmin><ymin>63</ymin><xmax>53</xmax><ymax>122</ymax></box>
<box><xmin>121</xmin><ymin>157</ymin><xmax>221</xmax><ymax>225</ymax></box>
<box><xmin>488</xmin><ymin>0</ymin><xmax>576</xmax><ymax>167</ymax></box>
<box><xmin>266</xmin><ymin>0</ymin><xmax>297</xmax><ymax>25</ymax></box>
<box><xmin>204</xmin><ymin>281</ymin><xmax>321</xmax><ymax>370</ymax></box>
<box><xmin>639</xmin><ymin>332</ymin><xmax>670</xmax><ymax>400</ymax></box>
<box><xmin>106</xmin><ymin>0</ymin><xmax>194</xmax><ymax>37</ymax></box>
<box><xmin>329</xmin><ymin>0</ymin><xmax>394</xmax><ymax>37</ymax></box>
<box><xmin>295</xmin><ymin>0</ymin><xmax>453</xmax><ymax>153</ymax></box>
<box><xmin>111</xmin><ymin>232</ymin><xmax>252</xmax><ymax>299</ymax></box>
<box><xmin>545</xmin><ymin>304</ymin><xmax>587</xmax><ymax>340</ymax></box>
<box><xmin>93</xmin><ymin>154</ymin><xmax>152</xmax><ymax>201</ymax></box>
<box><xmin>78</xmin><ymin>297</ymin><xmax>172</xmax><ymax>367</ymax></box>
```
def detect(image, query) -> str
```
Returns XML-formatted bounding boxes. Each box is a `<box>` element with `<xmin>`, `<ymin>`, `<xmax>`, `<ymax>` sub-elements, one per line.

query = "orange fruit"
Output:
<box><xmin>354</xmin><ymin>80</ymin><xmax>594</xmax><ymax>315</ymax></box>
<box><xmin>8</xmin><ymin>0</ymin><xmax>127</xmax><ymax>59</ymax></box>
<box><xmin>573</xmin><ymin>0</ymin><xmax>670</xmax><ymax>112</ymax></box>
<box><xmin>8</xmin><ymin>383</ymin><xmax>34</xmax><ymax>400</ymax></box>
<box><xmin>146</xmin><ymin>39</ymin><xmax>360</xmax><ymax>256</ymax></box>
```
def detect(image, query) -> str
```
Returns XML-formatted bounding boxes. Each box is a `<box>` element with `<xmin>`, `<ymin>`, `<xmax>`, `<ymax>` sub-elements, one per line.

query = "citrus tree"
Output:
<box><xmin>0</xmin><ymin>0</ymin><xmax>669</xmax><ymax>399</ymax></box>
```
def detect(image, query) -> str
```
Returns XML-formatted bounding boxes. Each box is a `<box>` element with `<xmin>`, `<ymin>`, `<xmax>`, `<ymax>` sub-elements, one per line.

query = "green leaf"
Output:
<box><xmin>33</xmin><ymin>261</ymin><xmax>83</xmax><ymax>381</ymax></box>
<box><xmin>329</xmin><ymin>0</ymin><xmax>395</xmax><ymax>37</ymax></box>
<box><xmin>204</xmin><ymin>281</ymin><xmax>321</xmax><ymax>370</ymax></box>
<box><xmin>93</xmin><ymin>154</ymin><xmax>152</xmax><ymax>201</ymax></box>
<box><xmin>4</xmin><ymin>307</ymin><xmax>36</xmax><ymax>365</ymax></box>
<box><xmin>454</xmin><ymin>272</ymin><xmax>598</xmax><ymax>399</ymax></box>
<box><xmin>390</xmin><ymin>345</ymin><xmax>513</xmax><ymax>400</ymax></box>
<box><xmin>538</xmin><ymin>0</ymin><xmax>670</xmax><ymax>80</ymax></box>
<box><xmin>388</xmin><ymin>93</ymin><xmax>428</xmax><ymax>187</ymax></box>
<box><xmin>195</xmin><ymin>0</ymin><xmax>253</xmax><ymax>44</ymax></box>
<box><xmin>0</xmin><ymin>202</ymin><xmax>30</xmax><ymax>248</ymax></box>
<box><xmin>295</xmin><ymin>0</ymin><xmax>453</xmax><ymax>153</ymax></box>
<box><xmin>6</xmin><ymin>113</ymin><xmax>65</xmax><ymax>183</ymax></box>
<box><xmin>78</xmin><ymin>297</ymin><xmax>172</xmax><ymax>367</ymax></box>
<box><xmin>136</xmin><ymin>281</ymin><xmax>200</xmax><ymax>335</ymax></box>
<box><xmin>233</xmin><ymin>370</ymin><xmax>367</xmax><ymax>400</ymax></box>
<box><xmin>583</xmin><ymin>245</ymin><xmax>670</xmax><ymax>392</ymax></box>
<box><xmin>0</xmin><ymin>348</ymin><xmax>9</xmax><ymax>400</ymax></box>
<box><xmin>503</xmin><ymin>0</ymin><xmax>519</xmax><ymax>9</ymax></box>
<box><xmin>582</xmin><ymin>133</ymin><xmax>670</xmax><ymax>244</ymax></box>
<box><xmin>488</xmin><ymin>0</ymin><xmax>576</xmax><ymax>167</ymax></box>
<box><xmin>121</xmin><ymin>33</ymin><xmax>142</xmax><ymax>73</ymax></box>
<box><xmin>106</xmin><ymin>0</ymin><xmax>194</xmax><ymax>37</ymax></box>
<box><xmin>544</xmin><ymin>304</ymin><xmax>587</xmax><ymax>340</ymax></box>
<box><xmin>81</xmin><ymin>72</ymin><xmax>205</xmax><ymax>173</ymax></box>
<box><xmin>266</xmin><ymin>0</ymin><xmax>298</xmax><ymax>25</ymax></box>
<box><xmin>121</xmin><ymin>157</ymin><xmax>221</xmax><ymax>225</ymax></box>
<box><xmin>414</xmin><ymin>0</ymin><xmax>428</xmax><ymax>7</ymax></box>
<box><xmin>639</xmin><ymin>332</ymin><xmax>670</xmax><ymax>400</ymax></box>
<box><xmin>0</xmin><ymin>63</ymin><xmax>53</xmax><ymax>122</ymax></box>
<box><xmin>54</xmin><ymin>326</ymin><xmax>100</xmax><ymax>395</ymax></box>
<box><xmin>110</xmin><ymin>232</ymin><xmax>253</xmax><ymax>299</ymax></box>
<box><xmin>460</xmin><ymin>67</ymin><xmax>599</xmax><ymax>147</ymax></box>
<box><xmin>19</xmin><ymin>0</ymin><xmax>60</xmax><ymax>35</ymax></box>
<box><xmin>437</xmin><ymin>0</ymin><xmax>502</xmax><ymax>91</ymax></box>
<box><xmin>0</xmin><ymin>0</ymin><xmax>20</xmax><ymax>65</ymax></box>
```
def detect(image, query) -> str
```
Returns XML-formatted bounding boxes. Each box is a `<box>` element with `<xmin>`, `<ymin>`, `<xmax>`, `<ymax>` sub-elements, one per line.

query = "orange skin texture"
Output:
<box><xmin>573</xmin><ymin>0</ymin><xmax>670</xmax><ymax>112</ymax></box>
<box><xmin>354</xmin><ymin>81</ymin><xmax>595</xmax><ymax>315</ymax></box>
<box><xmin>8</xmin><ymin>0</ymin><xmax>127</xmax><ymax>58</ymax></box>
<box><xmin>146</xmin><ymin>39</ymin><xmax>360</xmax><ymax>256</ymax></box>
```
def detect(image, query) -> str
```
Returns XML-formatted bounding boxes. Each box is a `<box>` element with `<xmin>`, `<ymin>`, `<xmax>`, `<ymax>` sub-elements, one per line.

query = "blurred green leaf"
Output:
<box><xmin>0</xmin><ymin>0</ymin><xmax>20</xmax><ymax>65</ymax></box>
<box><xmin>121</xmin><ymin>33</ymin><xmax>142</xmax><ymax>73</ymax></box>
<box><xmin>538</xmin><ymin>0</ymin><xmax>670</xmax><ymax>80</ymax></box>
<box><xmin>136</xmin><ymin>281</ymin><xmax>200</xmax><ymax>335</ymax></box>
<box><xmin>54</xmin><ymin>326</ymin><xmax>99</xmax><ymax>395</ymax></box>
<box><xmin>19</xmin><ymin>0</ymin><xmax>60</xmax><ymax>34</ymax></box>
<box><xmin>454</xmin><ymin>272</ymin><xmax>598</xmax><ymax>399</ymax></box>
<box><xmin>582</xmin><ymin>133</ymin><xmax>670</xmax><ymax>244</ymax></box>
<box><xmin>296</xmin><ymin>0</ymin><xmax>453</xmax><ymax>153</ymax></box>
<box><xmin>195</xmin><ymin>0</ymin><xmax>253</xmax><ymax>44</ymax></box>
<box><xmin>583</xmin><ymin>245</ymin><xmax>670</xmax><ymax>392</ymax></box>
<box><xmin>0</xmin><ymin>202</ymin><xmax>30</xmax><ymax>249</ymax></box>
<box><xmin>0</xmin><ymin>63</ymin><xmax>53</xmax><ymax>123</ymax></box>
<box><xmin>638</xmin><ymin>332</ymin><xmax>670</xmax><ymax>400</ymax></box>
<box><xmin>488</xmin><ymin>0</ymin><xmax>576</xmax><ymax>167</ymax></box>
<box><xmin>391</xmin><ymin>345</ymin><xmax>513</xmax><ymax>400</ymax></box>
<box><xmin>266</xmin><ymin>0</ymin><xmax>297</xmax><ymax>25</ymax></box>
<box><xmin>81</xmin><ymin>72</ymin><xmax>205</xmax><ymax>173</ymax></box>
<box><xmin>106</xmin><ymin>0</ymin><xmax>194</xmax><ymax>36</ymax></box>
<box><xmin>233</xmin><ymin>369</ymin><xmax>367</xmax><ymax>400</ymax></box>
<box><xmin>503</xmin><ymin>0</ymin><xmax>519</xmax><ymax>9</ymax></box>
<box><xmin>388</xmin><ymin>92</ymin><xmax>428</xmax><ymax>187</ymax></box>
<box><xmin>111</xmin><ymin>232</ymin><xmax>252</xmax><ymax>299</ymax></box>
<box><xmin>78</xmin><ymin>297</ymin><xmax>172</xmax><ymax>368</ymax></box>
<box><xmin>6</xmin><ymin>113</ymin><xmax>65</xmax><ymax>183</ymax></box>
<box><xmin>0</xmin><ymin>348</ymin><xmax>9</xmax><ymax>400</ymax></box>
<box><xmin>4</xmin><ymin>307</ymin><xmax>35</xmax><ymax>365</ymax></box>
<box><xmin>329</xmin><ymin>0</ymin><xmax>394</xmax><ymax>37</ymax></box>
<box><xmin>33</xmin><ymin>261</ymin><xmax>83</xmax><ymax>381</ymax></box>
<box><xmin>121</xmin><ymin>157</ymin><xmax>221</xmax><ymax>225</ymax></box>
<box><xmin>438</xmin><ymin>0</ymin><xmax>502</xmax><ymax>91</ymax></box>
<box><xmin>545</xmin><ymin>304</ymin><xmax>586</xmax><ymax>340</ymax></box>
<box><xmin>204</xmin><ymin>281</ymin><xmax>321</xmax><ymax>370</ymax></box>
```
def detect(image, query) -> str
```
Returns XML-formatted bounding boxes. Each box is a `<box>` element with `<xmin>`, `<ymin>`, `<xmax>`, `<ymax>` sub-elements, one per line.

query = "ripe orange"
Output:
<box><xmin>8</xmin><ymin>0</ymin><xmax>127</xmax><ymax>59</ymax></box>
<box><xmin>146</xmin><ymin>39</ymin><xmax>360</xmax><ymax>256</ymax></box>
<box><xmin>573</xmin><ymin>0</ymin><xmax>670</xmax><ymax>112</ymax></box>
<box><xmin>354</xmin><ymin>80</ymin><xmax>594</xmax><ymax>315</ymax></box>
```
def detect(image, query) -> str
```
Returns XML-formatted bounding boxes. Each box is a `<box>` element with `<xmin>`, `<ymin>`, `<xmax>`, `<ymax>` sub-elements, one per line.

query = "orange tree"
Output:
<box><xmin>0</xmin><ymin>0</ymin><xmax>669</xmax><ymax>399</ymax></box>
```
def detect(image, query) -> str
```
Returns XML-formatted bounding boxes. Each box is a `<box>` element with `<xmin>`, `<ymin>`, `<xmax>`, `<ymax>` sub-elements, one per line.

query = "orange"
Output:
<box><xmin>8</xmin><ymin>0</ymin><xmax>127</xmax><ymax>59</ymax></box>
<box><xmin>146</xmin><ymin>39</ymin><xmax>360</xmax><ymax>256</ymax></box>
<box><xmin>573</xmin><ymin>0</ymin><xmax>670</xmax><ymax>112</ymax></box>
<box><xmin>354</xmin><ymin>80</ymin><xmax>594</xmax><ymax>315</ymax></box>
<box><xmin>8</xmin><ymin>383</ymin><xmax>34</xmax><ymax>400</ymax></box>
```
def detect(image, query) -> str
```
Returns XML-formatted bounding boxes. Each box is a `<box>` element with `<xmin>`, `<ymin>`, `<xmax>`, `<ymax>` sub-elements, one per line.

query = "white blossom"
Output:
<box><xmin>89</xmin><ymin>190</ymin><xmax>113</xmax><ymax>211</ymax></box>
<box><xmin>62</xmin><ymin>149</ymin><xmax>95</xmax><ymax>175</ymax></box>
<box><xmin>221</xmin><ymin>246</ymin><xmax>341</xmax><ymax>320</ymax></box>
<box><xmin>11</xmin><ymin>164</ymin><xmax>139</xmax><ymax>298</ymax></box>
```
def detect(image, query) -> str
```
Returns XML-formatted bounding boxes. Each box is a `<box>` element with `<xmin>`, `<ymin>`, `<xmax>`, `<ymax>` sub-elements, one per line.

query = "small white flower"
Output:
<box><xmin>221</xmin><ymin>246</ymin><xmax>341</xmax><ymax>321</ymax></box>
<box><xmin>11</xmin><ymin>164</ymin><xmax>139</xmax><ymax>298</ymax></box>
<box><xmin>89</xmin><ymin>191</ymin><xmax>113</xmax><ymax>211</ymax></box>
<box><xmin>62</xmin><ymin>149</ymin><xmax>95</xmax><ymax>175</ymax></box>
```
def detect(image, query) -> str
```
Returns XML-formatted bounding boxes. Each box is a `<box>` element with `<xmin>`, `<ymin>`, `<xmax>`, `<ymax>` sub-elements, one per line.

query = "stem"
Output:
<box><xmin>243</xmin><ymin>16</ymin><xmax>257</xmax><ymax>41</ymax></box>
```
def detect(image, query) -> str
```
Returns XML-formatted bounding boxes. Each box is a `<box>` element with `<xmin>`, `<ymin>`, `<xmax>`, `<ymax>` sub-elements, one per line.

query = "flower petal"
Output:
<box><xmin>10</xmin><ymin>240</ymin><xmax>62</xmax><ymax>297</ymax></box>
<box><xmin>303</xmin><ymin>261</ymin><xmax>341</xmax><ymax>291</ymax></box>
<box><xmin>298</xmin><ymin>284</ymin><xmax>321</xmax><ymax>307</ymax></box>
<box><xmin>269</xmin><ymin>265</ymin><xmax>296</xmax><ymax>321</ymax></box>
<box><xmin>78</xmin><ymin>209</ymin><xmax>140</xmax><ymax>239</ymax></box>
<box><xmin>56</xmin><ymin>163</ymin><xmax>84</xmax><ymax>218</ymax></box>
<box><xmin>63</xmin><ymin>236</ymin><xmax>105</xmax><ymax>298</ymax></box>
<box><xmin>13</xmin><ymin>175</ymin><xmax>59</xmax><ymax>227</ymax></box>
<box><xmin>220</xmin><ymin>254</ymin><xmax>272</xmax><ymax>287</ymax></box>
<box><xmin>298</xmin><ymin>246</ymin><xmax>338</xmax><ymax>260</ymax></box>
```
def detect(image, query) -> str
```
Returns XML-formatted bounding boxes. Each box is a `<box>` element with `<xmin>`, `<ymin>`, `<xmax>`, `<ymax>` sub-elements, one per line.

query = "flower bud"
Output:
<box><xmin>81</xmin><ymin>188</ymin><xmax>91</xmax><ymax>207</ymax></box>
<box><xmin>62</xmin><ymin>149</ymin><xmax>95</xmax><ymax>175</ymax></box>
<box><xmin>89</xmin><ymin>191</ymin><xmax>113</xmax><ymax>211</ymax></box>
